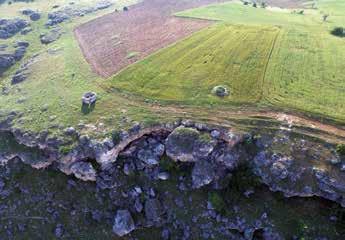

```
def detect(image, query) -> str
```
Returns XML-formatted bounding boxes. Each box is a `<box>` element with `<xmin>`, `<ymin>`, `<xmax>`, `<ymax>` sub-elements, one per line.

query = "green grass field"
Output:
<box><xmin>109</xmin><ymin>24</ymin><xmax>279</xmax><ymax>105</ymax></box>
<box><xmin>0</xmin><ymin>0</ymin><xmax>151</xmax><ymax>135</ymax></box>
<box><xmin>108</xmin><ymin>0</ymin><xmax>345</xmax><ymax>122</ymax></box>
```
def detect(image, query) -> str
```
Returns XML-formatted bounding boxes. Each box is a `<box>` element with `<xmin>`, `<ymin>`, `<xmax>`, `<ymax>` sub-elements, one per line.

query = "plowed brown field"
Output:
<box><xmin>74</xmin><ymin>0</ymin><xmax>226</xmax><ymax>77</ymax></box>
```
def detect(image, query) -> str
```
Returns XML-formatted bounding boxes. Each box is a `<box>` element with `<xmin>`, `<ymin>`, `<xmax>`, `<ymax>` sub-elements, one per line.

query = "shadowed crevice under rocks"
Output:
<box><xmin>0</xmin><ymin>157</ymin><xmax>345</xmax><ymax>239</ymax></box>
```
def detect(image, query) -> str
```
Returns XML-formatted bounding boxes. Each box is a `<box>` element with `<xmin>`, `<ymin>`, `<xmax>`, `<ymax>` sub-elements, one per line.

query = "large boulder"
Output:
<box><xmin>11</xmin><ymin>67</ymin><xmax>30</xmax><ymax>85</ymax></box>
<box><xmin>112</xmin><ymin>210</ymin><xmax>135</xmax><ymax>237</ymax></box>
<box><xmin>192</xmin><ymin>158</ymin><xmax>216</xmax><ymax>189</ymax></box>
<box><xmin>40</xmin><ymin>29</ymin><xmax>61</xmax><ymax>44</ymax></box>
<box><xmin>252</xmin><ymin>132</ymin><xmax>345</xmax><ymax>207</ymax></box>
<box><xmin>144</xmin><ymin>198</ymin><xmax>163</xmax><ymax>224</ymax></box>
<box><xmin>0</xmin><ymin>54</ymin><xmax>16</xmax><ymax>75</ymax></box>
<box><xmin>137</xmin><ymin>138</ymin><xmax>165</xmax><ymax>166</ymax></box>
<box><xmin>165</xmin><ymin>126</ymin><xmax>217</xmax><ymax>162</ymax></box>
<box><xmin>13</xmin><ymin>46</ymin><xmax>27</xmax><ymax>61</ymax></box>
<box><xmin>70</xmin><ymin>161</ymin><xmax>97</xmax><ymax>181</ymax></box>
<box><xmin>30</xmin><ymin>12</ymin><xmax>41</xmax><ymax>21</ymax></box>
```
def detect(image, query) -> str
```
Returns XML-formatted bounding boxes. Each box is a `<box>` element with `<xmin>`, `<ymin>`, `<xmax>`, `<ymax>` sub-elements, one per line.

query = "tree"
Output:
<box><xmin>323</xmin><ymin>14</ymin><xmax>329</xmax><ymax>22</ymax></box>
<box><xmin>331</xmin><ymin>27</ymin><xmax>345</xmax><ymax>37</ymax></box>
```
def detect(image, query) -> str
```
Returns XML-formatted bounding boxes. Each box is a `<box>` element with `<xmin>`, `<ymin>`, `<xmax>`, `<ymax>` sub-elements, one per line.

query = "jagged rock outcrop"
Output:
<box><xmin>46</xmin><ymin>1</ymin><xmax>113</xmax><ymax>26</ymax></box>
<box><xmin>0</xmin><ymin>18</ymin><xmax>29</xmax><ymax>39</ymax></box>
<box><xmin>252</xmin><ymin>130</ymin><xmax>345</xmax><ymax>207</ymax></box>
<box><xmin>0</xmin><ymin>41</ymin><xmax>29</xmax><ymax>76</ymax></box>
<box><xmin>21</xmin><ymin>9</ymin><xmax>41</xmax><ymax>21</ymax></box>
<box><xmin>1</xmin><ymin>110</ymin><xmax>345</xmax><ymax>211</ymax></box>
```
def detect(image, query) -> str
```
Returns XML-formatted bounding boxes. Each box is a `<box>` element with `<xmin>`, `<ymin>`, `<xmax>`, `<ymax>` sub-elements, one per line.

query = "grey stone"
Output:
<box><xmin>21</xmin><ymin>27</ymin><xmax>32</xmax><ymax>35</ymax></box>
<box><xmin>144</xmin><ymin>198</ymin><xmax>162</xmax><ymax>223</ymax></box>
<box><xmin>0</xmin><ymin>18</ymin><xmax>29</xmax><ymax>39</ymax></box>
<box><xmin>40</xmin><ymin>29</ymin><xmax>61</xmax><ymax>44</ymax></box>
<box><xmin>134</xmin><ymin>198</ymin><xmax>143</xmax><ymax>213</ymax></box>
<box><xmin>64</xmin><ymin>127</ymin><xmax>76</xmax><ymax>135</ymax></box>
<box><xmin>0</xmin><ymin>54</ymin><xmax>15</xmax><ymax>75</ymax></box>
<box><xmin>161</xmin><ymin>228</ymin><xmax>170</xmax><ymax>240</ymax></box>
<box><xmin>70</xmin><ymin>161</ymin><xmax>97</xmax><ymax>181</ymax></box>
<box><xmin>11</xmin><ymin>69</ymin><xmax>30</xmax><ymax>85</ymax></box>
<box><xmin>112</xmin><ymin>210</ymin><xmax>135</xmax><ymax>237</ymax></box>
<box><xmin>211</xmin><ymin>130</ymin><xmax>221</xmax><ymax>139</ymax></box>
<box><xmin>192</xmin><ymin>159</ymin><xmax>216</xmax><ymax>189</ymax></box>
<box><xmin>30</xmin><ymin>12</ymin><xmax>41</xmax><ymax>21</ymax></box>
<box><xmin>157</xmin><ymin>172</ymin><xmax>169</xmax><ymax>180</ymax></box>
<box><xmin>54</xmin><ymin>224</ymin><xmax>64</xmax><ymax>238</ymax></box>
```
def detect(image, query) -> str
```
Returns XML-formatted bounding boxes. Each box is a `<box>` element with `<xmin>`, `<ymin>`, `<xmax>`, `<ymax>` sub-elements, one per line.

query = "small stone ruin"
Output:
<box><xmin>212</xmin><ymin>85</ymin><xmax>229</xmax><ymax>97</ymax></box>
<box><xmin>82</xmin><ymin>92</ymin><xmax>97</xmax><ymax>105</ymax></box>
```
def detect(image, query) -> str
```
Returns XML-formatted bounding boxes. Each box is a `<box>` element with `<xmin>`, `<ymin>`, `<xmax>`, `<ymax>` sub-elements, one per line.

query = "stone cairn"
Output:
<box><xmin>82</xmin><ymin>92</ymin><xmax>97</xmax><ymax>105</ymax></box>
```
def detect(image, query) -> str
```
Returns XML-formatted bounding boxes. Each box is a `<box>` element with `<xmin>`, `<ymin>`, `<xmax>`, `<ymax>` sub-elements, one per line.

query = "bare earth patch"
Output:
<box><xmin>74</xmin><ymin>0</ymin><xmax>226</xmax><ymax>78</ymax></box>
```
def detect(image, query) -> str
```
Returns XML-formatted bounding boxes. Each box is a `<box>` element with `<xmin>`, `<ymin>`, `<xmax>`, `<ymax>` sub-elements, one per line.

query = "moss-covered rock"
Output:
<box><xmin>165</xmin><ymin>126</ymin><xmax>216</xmax><ymax>162</ymax></box>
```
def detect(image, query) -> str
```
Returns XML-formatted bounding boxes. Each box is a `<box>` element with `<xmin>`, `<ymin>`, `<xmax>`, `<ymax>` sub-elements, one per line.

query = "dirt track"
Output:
<box><xmin>75</xmin><ymin>0</ymin><xmax>226</xmax><ymax>78</ymax></box>
<box><xmin>264</xmin><ymin>0</ymin><xmax>309</xmax><ymax>8</ymax></box>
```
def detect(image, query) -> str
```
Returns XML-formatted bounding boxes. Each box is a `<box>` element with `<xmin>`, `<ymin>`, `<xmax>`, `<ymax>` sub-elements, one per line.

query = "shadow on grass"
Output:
<box><xmin>81</xmin><ymin>102</ymin><xmax>96</xmax><ymax>115</ymax></box>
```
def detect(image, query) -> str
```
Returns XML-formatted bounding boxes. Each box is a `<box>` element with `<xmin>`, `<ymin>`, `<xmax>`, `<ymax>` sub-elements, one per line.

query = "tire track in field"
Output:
<box><xmin>259</xmin><ymin>27</ymin><xmax>281</xmax><ymax>102</ymax></box>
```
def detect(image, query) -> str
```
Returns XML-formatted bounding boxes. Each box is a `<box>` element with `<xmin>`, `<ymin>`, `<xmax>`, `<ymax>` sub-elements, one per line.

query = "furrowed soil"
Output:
<box><xmin>74</xmin><ymin>0</ymin><xmax>227</xmax><ymax>78</ymax></box>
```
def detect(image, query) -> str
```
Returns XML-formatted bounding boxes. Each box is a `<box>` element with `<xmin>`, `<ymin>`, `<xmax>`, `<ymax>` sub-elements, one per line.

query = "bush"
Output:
<box><xmin>208</xmin><ymin>192</ymin><xmax>226</xmax><ymax>213</ymax></box>
<box><xmin>331</xmin><ymin>27</ymin><xmax>345</xmax><ymax>37</ymax></box>
<box><xmin>123</xmin><ymin>6</ymin><xmax>128</xmax><ymax>11</ymax></box>
<box><xmin>336</xmin><ymin>144</ymin><xmax>345</xmax><ymax>156</ymax></box>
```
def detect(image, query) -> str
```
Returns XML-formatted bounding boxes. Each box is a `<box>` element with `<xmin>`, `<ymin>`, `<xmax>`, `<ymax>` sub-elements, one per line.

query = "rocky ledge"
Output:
<box><xmin>1</xmin><ymin>110</ymin><xmax>345</xmax><ymax>207</ymax></box>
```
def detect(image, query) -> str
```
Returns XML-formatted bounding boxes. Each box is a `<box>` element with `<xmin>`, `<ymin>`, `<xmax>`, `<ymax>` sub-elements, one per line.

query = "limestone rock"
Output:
<box><xmin>112</xmin><ymin>210</ymin><xmax>135</xmax><ymax>237</ymax></box>
<box><xmin>165</xmin><ymin>126</ymin><xmax>216</xmax><ymax>162</ymax></box>
<box><xmin>0</xmin><ymin>18</ymin><xmax>29</xmax><ymax>39</ymax></box>
<box><xmin>70</xmin><ymin>161</ymin><xmax>97</xmax><ymax>181</ymax></box>
<box><xmin>40</xmin><ymin>29</ymin><xmax>61</xmax><ymax>44</ymax></box>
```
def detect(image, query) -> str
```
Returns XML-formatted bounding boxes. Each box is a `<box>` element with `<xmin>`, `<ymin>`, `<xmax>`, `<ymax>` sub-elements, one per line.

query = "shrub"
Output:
<box><xmin>336</xmin><ymin>144</ymin><xmax>345</xmax><ymax>156</ymax></box>
<box><xmin>111</xmin><ymin>130</ymin><xmax>121</xmax><ymax>144</ymax></box>
<box><xmin>331</xmin><ymin>27</ymin><xmax>345</xmax><ymax>37</ymax></box>
<box><xmin>208</xmin><ymin>192</ymin><xmax>226</xmax><ymax>213</ymax></box>
<box><xmin>123</xmin><ymin>6</ymin><xmax>128</xmax><ymax>11</ymax></box>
